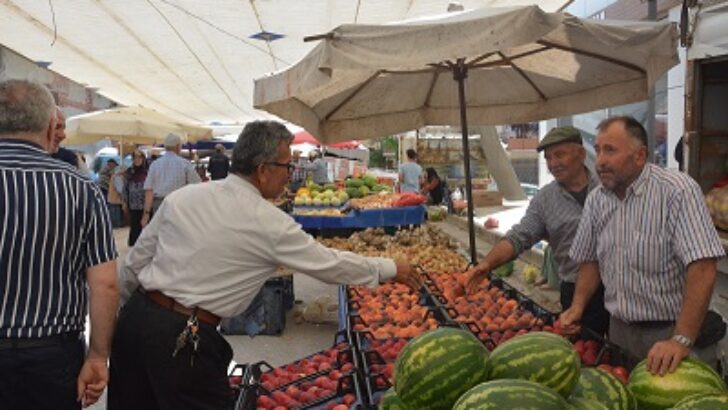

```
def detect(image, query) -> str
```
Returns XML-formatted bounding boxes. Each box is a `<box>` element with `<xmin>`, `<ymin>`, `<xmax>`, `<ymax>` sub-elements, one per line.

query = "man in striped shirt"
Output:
<box><xmin>0</xmin><ymin>80</ymin><xmax>119</xmax><ymax>409</ymax></box>
<box><xmin>561</xmin><ymin>116</ymin><xmax>725</xmax><ymax>375</ymax></box>
<box><xmin>466</xmin><ymin>126</ymin><xmax>609</xmax><ymax>336</ymax></box>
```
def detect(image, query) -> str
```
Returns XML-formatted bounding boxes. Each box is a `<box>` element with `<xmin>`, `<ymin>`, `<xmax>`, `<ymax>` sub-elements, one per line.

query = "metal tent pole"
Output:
<box><xmin>453</xmin><ymin>59</ymin><xmax>477</xmax><ymax>266</ymax></box>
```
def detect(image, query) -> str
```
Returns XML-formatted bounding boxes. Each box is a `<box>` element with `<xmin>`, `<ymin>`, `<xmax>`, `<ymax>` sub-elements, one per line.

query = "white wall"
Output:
<box><xmin>666</xmin><ymin>6</ymin><xmax>687</xmax><ymax>171</ymax></box>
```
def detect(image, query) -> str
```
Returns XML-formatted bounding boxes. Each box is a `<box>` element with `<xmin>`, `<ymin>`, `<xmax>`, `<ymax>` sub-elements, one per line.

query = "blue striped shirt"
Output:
<box><xmin>0</xmin><ymin>140</ymin><xmax>117</xmax><ymax>338</ymax></box>
<box><xmin>570</xmin><ymin>164</ymin><xmax>725</xmax><ymax>322</ymax></box>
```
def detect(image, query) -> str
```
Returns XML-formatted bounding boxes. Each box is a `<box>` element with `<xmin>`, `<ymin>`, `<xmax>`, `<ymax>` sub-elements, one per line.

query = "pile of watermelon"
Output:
<box><xmin>380</xmin><ymin>328</ymin><xmax>728</xmax><ymax>410</ymax></box>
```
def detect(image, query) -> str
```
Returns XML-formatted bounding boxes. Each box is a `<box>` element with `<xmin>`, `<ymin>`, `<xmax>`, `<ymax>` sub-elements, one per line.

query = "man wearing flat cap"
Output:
<box><xmin>141</xmin><ymin>133</ymin><xmax>200</xmax><ymax>227</ymax></box>
<box><xmin>467</xmin><ymin>126</ymin><xmax>609</xmax><ymax>336</ymax></box>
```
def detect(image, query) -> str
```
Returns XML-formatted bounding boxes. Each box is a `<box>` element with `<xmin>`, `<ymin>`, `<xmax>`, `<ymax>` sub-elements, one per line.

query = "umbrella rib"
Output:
<box><xmin>325</xmin><ymin>70</ymin><xmax>382</xmax><ymax>121</ymax></box>
<box><xmin>423</xmin><ymin>71</ymin><xmax>440</xmax><ymax>108</ymax></box>
<box><xmin>537</xmin><ymin>40</ymin><xmax>646</xmax><ymax>74</ymax></box>
<box><xmin>469</xmin><ymin>46</ymin><xmax>549</xmax><ymax>70</ymax></box>
<box><xmin>498</xmin><ymin>52</ymin><xmax>547</xmax><ymax>101</ymax></box>
<box><xmin>467</xmin><ymin>52</ymin><xmax>497</xmax><ymax>66</ymax></box>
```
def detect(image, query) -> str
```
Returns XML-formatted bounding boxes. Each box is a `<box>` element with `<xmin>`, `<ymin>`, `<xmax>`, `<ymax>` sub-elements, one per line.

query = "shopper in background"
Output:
<box><xmin>289</xmin><ymin>149</ymin><xmax>307</xmax><ymax>192</ymax></box>
<box><xmin>421</xmin><ymin>167</ymin><xmax>444</xmax><ymax>204</ymax></box>
<box><xmin>110</xmin><ymin>120</ymin><xmax>422</xmax><ymax>409</ymax></box>
<box><xmin>122</xmin><ymin>149</ymin><xmax>149</xmax><ymax>246</ymax></box>
<box><xmin>207</xmin><ymin>143</ymin><xmax>230</xmax><ymax>180</ymax></box>
<box><xmin>399</xmin><ymin>148</ymin><xmax>423</xmax><ymax>193</ymax></box>
<box><xmin>141</xmin><ymin>133</ymin><xmax>200</xmax><ymax>226</ymax></box>
<box><xmin>0</xmin><ymin>79</ymin><xmax>118</xmax><ymax>409</ymax></box>
<box><xmin>560</xmin><ymin>116</ymin><xmax>725</xmax><ymax>375</ymax></box>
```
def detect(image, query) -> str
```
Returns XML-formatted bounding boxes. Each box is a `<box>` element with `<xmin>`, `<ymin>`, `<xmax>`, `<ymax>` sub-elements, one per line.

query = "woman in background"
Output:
<box><xmin>422</xmin><ymin>167</ymin><xmax>444</xmax><ymax>204</ymax></box>
<box><xmin>122</xmin><ymin>150</ymin><xmax>149</xmax><ymax>246</ymax></box>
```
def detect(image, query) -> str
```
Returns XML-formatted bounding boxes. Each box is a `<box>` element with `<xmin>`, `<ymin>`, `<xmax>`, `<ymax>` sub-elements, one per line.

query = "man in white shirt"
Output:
<box><xmin>109</xmin><ymin>120</ymin><xmax>422</xmax><ymax>410</ymax></box>
<box><xmin>141</xmin><ymin>132</ymin><xmax>200</xmax><ymax>227</ymax></box>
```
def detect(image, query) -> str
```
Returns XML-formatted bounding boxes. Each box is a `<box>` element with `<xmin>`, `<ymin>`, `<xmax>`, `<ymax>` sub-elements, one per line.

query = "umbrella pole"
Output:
<box><xmin>453</xmin><ymin>59</ymin><xmax>477</xmax><ymax>266</ymax></box>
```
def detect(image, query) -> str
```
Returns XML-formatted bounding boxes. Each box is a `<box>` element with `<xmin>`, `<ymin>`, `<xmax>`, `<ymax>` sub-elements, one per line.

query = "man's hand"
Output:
<box><xmin>465</xmin><ymin>263</ymin><xmax>491</xmax><ymax>294</ymax></box>
<box><xmin>76</xmin><ymin>357</ymin><xmax>108</xmax><ymax>408</ymax></box>
<box><xmin>646</xmin><ymin>339</ymin><xmax>690</xmax><ymax>376</ymax></box>
<box><xmin>393</xmin><ymin>260</ymin><xmax>423</xmax><ymax>291</ymax></box>
<box><xmin>558</xmin><ymin>306</ymin><xmax>583</xmax><ymax>336</ymax></box>
<box><xmin>141</xmin><ymin>213</ymin><xmax>150</xmax><ymax>227</ymax></box>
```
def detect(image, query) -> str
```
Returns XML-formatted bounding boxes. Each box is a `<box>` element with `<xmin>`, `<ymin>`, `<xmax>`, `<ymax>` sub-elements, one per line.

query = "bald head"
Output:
<box><xmin>0</xmin><ymin>80</ymin><xmax>56</xmax><ymax>139</ymax></box>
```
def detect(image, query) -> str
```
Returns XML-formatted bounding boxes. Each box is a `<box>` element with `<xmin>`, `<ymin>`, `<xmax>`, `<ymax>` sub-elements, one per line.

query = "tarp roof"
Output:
<box><xmin>0</xmin><ymin>0</ymin><xmax>571</xmax><ymax>126</ymax></box>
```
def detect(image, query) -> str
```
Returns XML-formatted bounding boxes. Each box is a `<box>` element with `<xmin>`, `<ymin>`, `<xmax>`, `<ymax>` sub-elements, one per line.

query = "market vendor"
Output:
<box><xmin>466</xmin><ymin>126</ymin><xmax>609</xmax><ymax>337</ymax></box>
<box><xmin>560</xmin><ymin>116</ymin><xmax>725</xmax><ymax>375</ymax></box>
<box><xmin>305</xmin><ymin>149</ymin><xmax>330</xmax><ymax>185</ymax></box>
<box><xmin>110</xmin><ymin>120</ymin><xmax>422</xmax><ymax>410</ymax></box>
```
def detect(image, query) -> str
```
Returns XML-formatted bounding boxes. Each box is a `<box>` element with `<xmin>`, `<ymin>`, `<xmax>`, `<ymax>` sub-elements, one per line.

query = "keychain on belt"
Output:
<box><xmin>172</xmin><ymin>308</ymin><xmax>201</xmax><ymax>367</ymax></box>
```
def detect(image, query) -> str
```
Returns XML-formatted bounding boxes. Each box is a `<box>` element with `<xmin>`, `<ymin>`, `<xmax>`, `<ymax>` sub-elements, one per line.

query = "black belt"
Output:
<box><xmin>0</xmin><ymin>332</ymin><xmax>82</xmax><ymax>350</ymax></box>
<box><xmin>617</xmin><ymin>317</ymin><xmax>674</xmax><ymax>328</ymax></box>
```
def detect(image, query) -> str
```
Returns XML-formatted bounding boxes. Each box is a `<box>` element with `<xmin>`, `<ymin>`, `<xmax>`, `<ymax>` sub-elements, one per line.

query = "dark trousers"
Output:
<box><xmin>128</xmin><ymin>209</ymin><xmax>144</xmax><ymax>246</ymax></box>
<box><xmin>560</xmin><ymin>281</ymin><xmax>610</xmax><ymax>337</ymax></box>
<box><xmin>0</xmin><ymin>335</ymin><xmax>84</xmax><ymax>410</ymax></box>
<box><xmin>108</xmin><ymin>292</ymin><xmax>233</xmax><ymax>410</ymax></box>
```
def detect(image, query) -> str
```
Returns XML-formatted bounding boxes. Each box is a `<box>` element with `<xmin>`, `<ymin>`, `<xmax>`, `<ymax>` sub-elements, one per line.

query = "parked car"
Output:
<box><xmin>521</xmin><ymin>183</ymin><xmax>539</xmax><ymax>197</ymax></box>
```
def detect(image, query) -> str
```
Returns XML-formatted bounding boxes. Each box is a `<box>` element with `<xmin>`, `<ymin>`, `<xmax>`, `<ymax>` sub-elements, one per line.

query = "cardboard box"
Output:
<box><xmin>471</xmin><ymin>190</ymin><xmax>503</xmax><ymax>207</ymax></box>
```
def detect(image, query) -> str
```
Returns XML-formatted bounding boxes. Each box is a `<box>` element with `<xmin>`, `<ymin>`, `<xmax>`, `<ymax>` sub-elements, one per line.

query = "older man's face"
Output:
<box><xmin>50</xmin><ymin>110</ymin><xmax>66</xmax><ymax>153</ymax></box>
<box><xmin>259</xmin><ymin>142</ymin><xmax>292</xmax><ymax>199</ymax></box>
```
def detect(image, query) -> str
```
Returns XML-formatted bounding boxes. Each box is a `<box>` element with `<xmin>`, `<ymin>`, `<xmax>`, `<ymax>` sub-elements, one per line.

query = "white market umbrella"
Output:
<box><xmin>65</xmin><ymin>105</ymin><xmax>213</xmax><ymax>146</ymax></box>
<box><xmin>254</xmin><ymin>5</ymin><xmax>678</xmax><ymax>263</ymax></box>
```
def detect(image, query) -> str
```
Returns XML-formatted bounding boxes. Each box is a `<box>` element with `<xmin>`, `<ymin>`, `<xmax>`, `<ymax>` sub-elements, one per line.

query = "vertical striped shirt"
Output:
<box><xmin>143</xmin><ymin>152</ymin><xmax>200</xmax><ymax>198</ymax></box>
<box><xmin>504</xmin><ymin>169</ymin><xmax>600</xmax><ymax>283</ymax></box>
<box><xmin>0</xmin><ymin>139</ymin><xmax>117</xmax><ymax>338</ymax></box>
<box><xmin>570</xmin><ymin>163</ymin><xmax>725</xmax><ymax>322</ymax></box>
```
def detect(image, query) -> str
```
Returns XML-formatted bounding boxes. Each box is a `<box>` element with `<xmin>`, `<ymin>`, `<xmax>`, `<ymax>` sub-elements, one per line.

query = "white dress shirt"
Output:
<box><xmin>121</xmin><ymin>174</ymin><xmax>396</xmax><ymax>318</ymax></box>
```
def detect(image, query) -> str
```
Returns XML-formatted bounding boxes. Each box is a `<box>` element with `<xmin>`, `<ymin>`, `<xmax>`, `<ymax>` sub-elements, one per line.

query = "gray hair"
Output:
<box><xmin>231</xmin><ymin>120</ymin><xmax>293</xmax><ymax>175</ymax></box>
<box><xmin>0</xmin><ymin>79</ymin><xmax>55</xmax><ymax>135</ymax></box>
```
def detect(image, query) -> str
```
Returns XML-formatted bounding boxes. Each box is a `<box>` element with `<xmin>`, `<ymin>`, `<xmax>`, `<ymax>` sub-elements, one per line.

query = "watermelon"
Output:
<box><xmin>394</xmin><ymin>327</ymin><xmax>489</xmax><ymax>410</ymax></box>
<box><xmin>671</xmin><ymin>392</ymin><xmax>728</xmax><ymax>409</ymax></box>
<box><xmin>572</xmin><ymin>367</ymin><xmax>637</xmax><ymax>410</ymax></box>
<box><xmin>378</xmin><ymin>387</ymin><xmax>409</xmax><ymax>409</ymax></box>
<box><xmin>453</xmin><ymin>379</ymin><xmax>568</xmax><ymax>410</ymax></box>
<box><xmin>569</xmin><ymin>397</ymin><xmax>609</xmax><ymax>410</ymax></box>
<box><xmin>488</xmin><ymin>331</ymin><xmax>580</xmax><ymax>398</ymax></box>
<box><xmin>627</xmin><ymin>358</ymin><xmax>727</xmax><ymax>410</ymax></box>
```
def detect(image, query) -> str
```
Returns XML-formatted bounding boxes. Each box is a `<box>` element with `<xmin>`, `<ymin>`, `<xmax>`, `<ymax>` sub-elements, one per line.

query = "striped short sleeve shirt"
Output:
<box><xmin>570</xmin><ymin>164</ymin><xmax>725</xmax><ymax>322</ymax></box>
<box><xmin>0</xmin><ymin>139</ymin><xmax>117</xmax><ymax>338</ymax></box>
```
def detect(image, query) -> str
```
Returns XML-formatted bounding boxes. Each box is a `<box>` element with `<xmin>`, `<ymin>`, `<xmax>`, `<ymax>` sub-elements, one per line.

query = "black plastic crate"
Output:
<box><xmin>221</xmin><ymin>278</ymin><xmax>287</xmax><ymax>336</ymax></box>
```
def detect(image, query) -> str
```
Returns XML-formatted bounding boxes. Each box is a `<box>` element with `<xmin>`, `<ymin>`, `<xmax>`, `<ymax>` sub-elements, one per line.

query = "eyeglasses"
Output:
<box><xmin>265</xmin><ymin>161</ymin><xmax>295</xmax><ymax>173</ymax></box>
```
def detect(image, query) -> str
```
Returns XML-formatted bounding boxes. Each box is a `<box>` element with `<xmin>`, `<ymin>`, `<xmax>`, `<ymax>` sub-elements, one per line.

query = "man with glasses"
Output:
<box><xmin>141</xmin><ymin>133</ymin><xmax>200</xmax><ymax>226</ymax></box>
<box><xmin>111</xmin><ymin>120</ymin><xmax>423</xmax><ymax>409</ymax></box>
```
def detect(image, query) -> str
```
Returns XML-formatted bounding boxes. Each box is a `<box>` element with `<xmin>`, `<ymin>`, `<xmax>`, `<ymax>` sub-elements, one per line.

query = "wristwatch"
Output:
<box><xmin>672</xmin><ymin>334</ymin><xmax>693</xmax><ymax>348</ymax></box>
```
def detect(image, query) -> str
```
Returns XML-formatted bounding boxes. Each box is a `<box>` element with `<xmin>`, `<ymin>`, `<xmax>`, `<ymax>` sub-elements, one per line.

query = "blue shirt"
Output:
<box><xmin>399</xmin><ymin>162</ymin><xmax>422</xmax><ymax>193</ymax></box>
<box><xmin>0</xmin><ymin>139</ymin><xmax>117</xmax><ymax>338</ymax></box>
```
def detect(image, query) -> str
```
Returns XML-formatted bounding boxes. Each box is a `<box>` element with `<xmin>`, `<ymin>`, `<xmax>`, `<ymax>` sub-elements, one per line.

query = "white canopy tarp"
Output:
<box><xmin>254</xmin><ymin>5</ymin><xmax>678</xmax><ymax>143</ymax></box>
<box><xmin>0</xmin><ymin>1</ymin><xmax>571</xmax><ymax>126</ymax></box>
<box><xmin>687</xmin><ymin>1</ymin><xmax>728</xmax><ymax>60</ymax></box>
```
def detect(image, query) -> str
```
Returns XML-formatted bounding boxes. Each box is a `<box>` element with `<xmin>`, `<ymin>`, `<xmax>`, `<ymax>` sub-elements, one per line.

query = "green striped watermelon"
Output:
<box><xmin>452</xmin><ymin>379</ymin><xmax>568</xmax><ymax>409</ymax></box>
<box><xmin>569</xmin><ymin>397</ymin><xmax>609</xmax><ymax>410</ymax></box>
<box><xmin>627</xmin><ymin>358</ymin><xmax>727</xmax><ymax>410</ymax></box>
<box><xmin>671</xmin><ymin>392</ymin><xmax>728</xmax><ymax>409</ymax></box>
<box><xmin>394</xmin><ymin>327</ymin><xmax>489</xmax><ymax>410</ymax></box>
<box><xmin>572</xmin><ymin>367</ymin><xmax>637</xmax><ymax>410</ymax></box>
<box><xmin>488</xmin><ymin>331</ymin><xmax>580</xmax><ymax>397</ymax></box>
<box><xmin>378</xmin><ymin>387</ymin><xmax>409</xmax><ymax>409</ymax></box>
